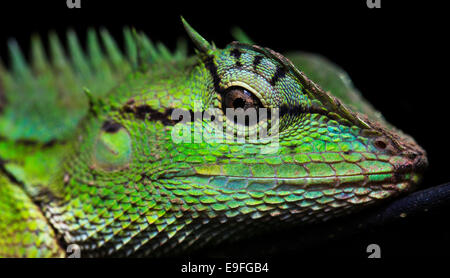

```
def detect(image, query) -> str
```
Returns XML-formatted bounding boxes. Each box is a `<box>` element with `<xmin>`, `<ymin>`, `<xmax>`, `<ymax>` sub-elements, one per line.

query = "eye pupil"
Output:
<box><xmin>233</xmin><ymin>98</ymin><xmax>246</xmax><ymax>109</ymax></box>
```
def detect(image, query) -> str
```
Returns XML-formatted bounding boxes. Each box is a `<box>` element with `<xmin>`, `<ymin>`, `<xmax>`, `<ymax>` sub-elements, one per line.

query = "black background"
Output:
<box><xmin>0</xmin><ymin>0</ymin><xmax>448</xmax><ymax>261</ymax></box>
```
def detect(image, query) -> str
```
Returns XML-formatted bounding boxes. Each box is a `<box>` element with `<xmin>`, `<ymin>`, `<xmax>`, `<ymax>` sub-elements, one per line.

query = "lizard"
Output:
<box><xmin>0</xmin><ymin>18</ymin><xmax>427</xmax><ymax>257</ymax></box>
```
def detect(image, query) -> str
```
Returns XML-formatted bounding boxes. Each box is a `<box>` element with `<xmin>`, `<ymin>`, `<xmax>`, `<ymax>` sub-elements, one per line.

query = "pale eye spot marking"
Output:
<box><xmin>91</xmin><ymin>121</ymin><xmax>132</xmax><ymax>171</ymax></box>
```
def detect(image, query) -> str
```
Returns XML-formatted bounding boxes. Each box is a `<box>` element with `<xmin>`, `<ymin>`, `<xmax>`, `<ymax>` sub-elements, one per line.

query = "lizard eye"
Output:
<box><xmin>221</xmin><ymin>86</ymin><xmax>264</xmax><ymax>126</ymax></box>
<box><xmin>222</xmin><ymin>86</ymin><xmax>262</xmax><ymax>110</ymax></box>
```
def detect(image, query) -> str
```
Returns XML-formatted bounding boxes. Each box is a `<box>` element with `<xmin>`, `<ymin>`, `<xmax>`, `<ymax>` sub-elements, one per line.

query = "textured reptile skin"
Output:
<box><xmin>0</xmin><ymin>19</ymin><xmax>427</xmax><ymax>257</ymax></box>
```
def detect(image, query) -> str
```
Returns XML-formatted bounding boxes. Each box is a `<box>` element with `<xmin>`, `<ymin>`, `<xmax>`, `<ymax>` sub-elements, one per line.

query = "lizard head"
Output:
<box><xmin>162</xmin><ymin>18</ymin><xmax>428</xmax><ymax>215</ymax></box>
<box><xmin>46</xmin><ymin>19</ymin><xmax>427</xmax><ymax>256</ymax></box>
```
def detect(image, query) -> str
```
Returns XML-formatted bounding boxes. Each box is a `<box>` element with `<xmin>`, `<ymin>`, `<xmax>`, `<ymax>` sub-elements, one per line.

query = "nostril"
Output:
<box><xmin>407</xmin><ymin>152</ymin><xmax>418</xmax><ymax>159</ymax></box>
<box><xmin>411</xmin><ymin>152</ymin><xmax>428</xmax><ymax>170</ymax></box>
<box><xmin>374</xmin><ymin>140</ymin><xmax>387</xmax><ymax>150</ymax></box>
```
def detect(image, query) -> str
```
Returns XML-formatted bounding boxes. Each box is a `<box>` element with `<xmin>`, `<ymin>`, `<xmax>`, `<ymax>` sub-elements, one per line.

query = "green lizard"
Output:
<box><xmin>0</xmin><ymin>18</ymin><xmax>427</xmax><ymax>257</ymax></box>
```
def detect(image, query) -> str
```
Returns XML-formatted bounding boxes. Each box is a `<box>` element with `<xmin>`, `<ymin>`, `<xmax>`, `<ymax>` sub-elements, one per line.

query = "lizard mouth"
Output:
<box><xmin>163</xmin><ymin>148</ymin><xmax>428</xmax><ymax>208</ymax></box>
<box><xmin>162</xmin><ymin>170</ymin><xmax>422</xmax><ymax>214</ymax></box>
<box><xmin>185</xmin><ymin>160</ymin><xmax>423</xmax><ymax>198</ymax></box>
<box><xmin>187</xmin><ymin>152</ymin><xmax>427</xmax><ymax>191</ymax></box>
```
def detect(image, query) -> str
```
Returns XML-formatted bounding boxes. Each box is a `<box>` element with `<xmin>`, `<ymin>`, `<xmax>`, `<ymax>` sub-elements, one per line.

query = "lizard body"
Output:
<box><xmin>0</xmin><ymin>19</ymin><xmax>427</xmax><ymax>257</ymax></box>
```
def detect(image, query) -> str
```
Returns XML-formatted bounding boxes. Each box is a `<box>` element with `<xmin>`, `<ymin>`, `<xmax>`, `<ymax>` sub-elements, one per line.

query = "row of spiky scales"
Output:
<box><xmin>0</xmin><ymin>25</ymin><xmax>254</xmax><ymax>257</ymax></box>
<box><xmin>0</xmin><ymin>27</ymin><xmax>199</xmax><ymax>258</ymax></box>
<box><xmin>0</xmin><ymin>28</ymin><xmax>200</xmax><ymax>143</ymax></box>
<box><xmin>0</xmin><ymin>24</ymin><xmax>382</xmax><ymax>147</ymax></box>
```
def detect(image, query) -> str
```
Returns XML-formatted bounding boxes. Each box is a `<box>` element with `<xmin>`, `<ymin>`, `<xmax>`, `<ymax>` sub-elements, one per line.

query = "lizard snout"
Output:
<box><xmin>395</xmin><ymin>148</ymin><xmax>428</xmax><ymax>175</ymax></box>
<box><xmin>405</xmin><ymin>149</ymin><xmax>428</xmax><ymax>172</ymax></box>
